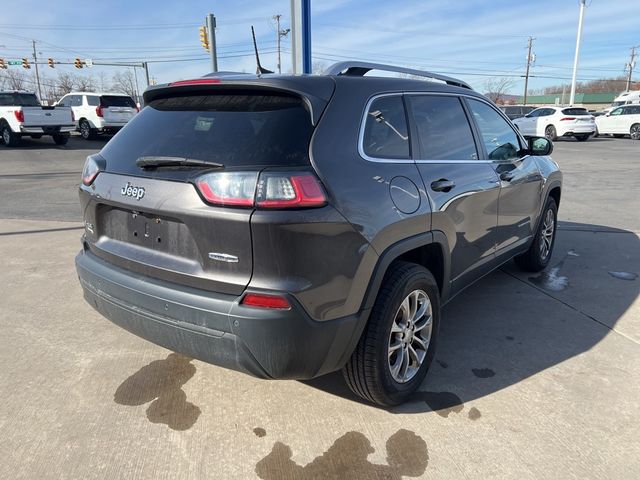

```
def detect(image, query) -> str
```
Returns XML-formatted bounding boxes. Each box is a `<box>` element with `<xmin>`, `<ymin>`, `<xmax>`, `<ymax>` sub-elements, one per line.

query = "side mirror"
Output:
<box><xmin>528</xmin><ymin>136</ymin><xmax>553</xmax><ymax>156</ymax></box>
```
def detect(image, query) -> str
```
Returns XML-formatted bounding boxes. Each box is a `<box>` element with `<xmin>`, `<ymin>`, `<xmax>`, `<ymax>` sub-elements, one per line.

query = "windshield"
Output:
<box><xmin>611</xmin><ymin>101</ymin><xmax>625</xmax><ymax>107</ymax></box>
<box><xmin>100</xmin><ymin>93</ymin><xmax>314</xmax><ymax>176</ymax></box>
<box><xmin>100</xmin><ymin>95</ymin><xmax>136</xmax><ymax>108</ymax></box>
<box><xmin>0</xmin><ymin>93</ymin><xmax>40</xmax><ymax>107</ymax></box>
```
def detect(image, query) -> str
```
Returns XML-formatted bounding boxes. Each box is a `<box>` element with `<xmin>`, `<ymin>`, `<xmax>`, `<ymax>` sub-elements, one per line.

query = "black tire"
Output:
<box><xmin>343</xmin><ymin>262</ymin><xmax>440</xmax><ymax>406</ymax></box>
<box><xmin>613</xmin><ymin>134</ymin><xmax>625</xmax><ymax>139</ymax></box>
<box><xmin>79</xmin><ymin>119</ymin><xmax>96</xmax><ymax>140</ymax></box>
<box><xmin>544</xmin><ymin>125</ymin><xmax>557</xmax><ymax>142</ymax></box>
<box><xmin>593</xmin><ymin>126</ymin><xmax>599</xmax><ymax>138</ymax></box>
<box><xmin>1</xmin><ymin>124</ymin><xmax>21</xmax><ymax>147</ymax></box>
<box><xmin>575</xmin><ymin>134</ymin><xmax>589</xmax><ymax>142</ymax></box>
<box><xmin>53</xmin><ymin>134</ymin><xmax>69</xmax><ymax>145</ymax></box>
<box><xmin>515</xmin><ymin>197</ymin><xmax>558</xmax><ymax>272</ymax></box>
<box><xmin>630</xmin><ymin>123</ymin><xmax>640</xmax><ymax>140</ymax></box>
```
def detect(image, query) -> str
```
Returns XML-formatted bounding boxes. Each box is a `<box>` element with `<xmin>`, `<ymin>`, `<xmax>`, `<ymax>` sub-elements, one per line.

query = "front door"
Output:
<box><xmin>407</xmin><ymin>94</ymin><xmax>501</xmax><ymax>295</ymax></box>
<box><xmin>464</xmin><ymin>98</ymin><xmax>544</xmax><ymax>257</ymax></box>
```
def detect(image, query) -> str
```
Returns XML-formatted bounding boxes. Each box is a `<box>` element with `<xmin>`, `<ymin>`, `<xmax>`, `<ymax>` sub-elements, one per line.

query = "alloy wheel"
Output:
<box><xmin>631</xmin><ymin>124</ymin><xmax>640</xmax><ymax>140</ymax></box>
<box><xmin>388</xmin><ymin>289</ymin><xmax>433</xmax><ymax>383</ymax></box>
<box><xmin>2</xmin><ymin>128</ymin><xmax>9</xmax><ymax>144</ymax></box>
<box><xmin>539</xmin><ymin>208</ymin><xmax>555</xmax><ymax>260</ymax></box>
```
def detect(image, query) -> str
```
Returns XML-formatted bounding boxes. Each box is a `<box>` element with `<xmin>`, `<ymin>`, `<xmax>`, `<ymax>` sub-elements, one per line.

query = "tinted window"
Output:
<box><xmin>409</xmin><ymin>95</ymin><xmax>477</xmax><ymax>161</ymax></box>
<box><xmin>562</xmin><ymin>108</ymin><xmax>589</xmax><ymax>115</ymax></box>
<box><xmin>624</xmin><ymin>105</ymin><xmax>640</xmax><ymax>115</ymax></box>
<box><xmin>86</xmin><ymin>95</ymin><xmax>100</xmax><ymax>106</ymax></box>
<box><xmin>362</xmin><ymin>96</ymin><xmax>410</xmax><ymax>159</ymax></box>
<box><xmin>101</xmin><ymin>95</ymin><xmax>136</xmax><ymax>108</ymax></box>
<box><xmin>467</xmin><ymin>99</ymin><xmax>521</xmax><ymax>161</ymax></box>
<box><xmin>0</xmin><ymin>93</ymin><xmax>40</xmax><ymax>107</ymax></box>
<box><xmin>527</xmin><ymin>109</ymin><xmax>542</xmax><ymax>117</ymax></box>
<box><xmin>100</xmin><ymin>93</ymin><xmax>314</xmax><ymax>173</ymax></box>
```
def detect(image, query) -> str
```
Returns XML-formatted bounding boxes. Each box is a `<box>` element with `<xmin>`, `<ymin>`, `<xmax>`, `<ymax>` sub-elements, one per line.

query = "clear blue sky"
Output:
<box><xmin>1</xmin><ymin>0</ymin><xmax>638</xmax><ymax>95</ymax></box>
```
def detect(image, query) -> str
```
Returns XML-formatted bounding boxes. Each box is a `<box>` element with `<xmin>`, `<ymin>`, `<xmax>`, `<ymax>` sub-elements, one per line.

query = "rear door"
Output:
<box><xmin>100</xmin><ymin>95</ymin><xmax>137</xmax><ymax>123</ymax></box>
<box><xmin>407</xmin><ymin>94</ymin><xmax>500</xmax><ymax>294</ymax></box>
<box><xmin>465</xmin><ymin>98</ymin><xmax>543</xmax><ymax>256</ymax></box>
<box><xmin>83</xmin><ymin>91</ymin><xmax>317</xmax><ymax>294</ymax></box>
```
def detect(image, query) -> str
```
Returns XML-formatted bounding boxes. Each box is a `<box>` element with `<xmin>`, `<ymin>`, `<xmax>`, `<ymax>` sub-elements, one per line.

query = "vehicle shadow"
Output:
<box><xmin>1</xmin><ymin>135</ymin><xmax>109</xmax><ymax>151</ymax></box>
<box><xmin>303</xmin><ymin>221</ymin><xmax>639</xmax><ymax>413</ymax></box>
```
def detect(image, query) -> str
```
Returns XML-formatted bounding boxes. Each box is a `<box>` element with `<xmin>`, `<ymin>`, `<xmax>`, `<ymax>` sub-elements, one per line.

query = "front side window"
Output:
<box><xmin>362</xmin><ymin>96</ymin><xmax>410</xmax><ymax>159</ymax></box>
<box><xmin>610</xmin><ymin>107</ymin><xmax>623</xmax><ymax>116</ymax></box>
<box><xmin>408</xmin><ymin>95</ymin><xmax>477</xmax><ymax>161</ymax></box>
<box><xmin>467</xmin><ymin>98</ymin><xmax>521</xmax><ymax>161</ymax></box>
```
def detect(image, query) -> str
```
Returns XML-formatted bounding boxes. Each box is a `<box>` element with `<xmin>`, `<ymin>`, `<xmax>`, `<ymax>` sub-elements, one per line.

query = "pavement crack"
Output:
<box><xmin>500</xmin><ymin>268</ymin><xmax>639</xmax><ymax>346</ymax></box>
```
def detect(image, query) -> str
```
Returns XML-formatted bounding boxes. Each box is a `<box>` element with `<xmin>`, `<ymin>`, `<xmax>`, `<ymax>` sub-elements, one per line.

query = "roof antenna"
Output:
<box><xmin>252</xmin><ymin>25</ymin><xmax>274</xmax><ymax>75</ymax></box>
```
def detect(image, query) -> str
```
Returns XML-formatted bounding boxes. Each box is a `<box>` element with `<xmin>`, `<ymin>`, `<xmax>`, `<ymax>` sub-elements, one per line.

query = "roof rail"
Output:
<box><xmin>324</xmin><ymin>61</ymin><xmax>472</xmax><ymax>90</ymax></box>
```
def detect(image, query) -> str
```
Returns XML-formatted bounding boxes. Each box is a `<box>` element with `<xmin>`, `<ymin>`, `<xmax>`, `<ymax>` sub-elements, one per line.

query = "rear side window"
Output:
<box><xmin>86</xmin><ymin>96</ymin><xmax>100</xmax><ymax>106</ymax></box>
<box><xmin>467</xmin><ymin>99</ymin><xmax>521</xmax><ymax>161</ymax></box>
<box><xmin>362</xmin><ymin>96</ymin><xmax>410</xmax><ymax>159</ymax></box>
<box><xmin>100</xmin><ymin>93</ymin><xmax>314</xmax><ymax>170</ymax></box>
<box><xmin>408</xmin><ymin>95</ymin><xmax>477</xmax><ymax>161</ymax></box>
<box><xmin>562</xmin><ymin>108</ymin><xmax>589</xmax><ymax>115</ymax></box>
<box><xmin>101</xmin><ymin>95</ymin><xmax>136</xmax><ymax>108</ymax></box>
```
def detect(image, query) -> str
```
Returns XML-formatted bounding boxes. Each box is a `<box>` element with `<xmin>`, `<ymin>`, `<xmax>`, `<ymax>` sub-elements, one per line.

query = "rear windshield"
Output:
<box><xmin>0</xmin><ymin>93</ymin><xmax>40</xmax><ymax>107</ymax></box>
<box><xmin>100</xmin><ymin>95</ymin><xmax>136</xmax><ymax>108</ymax></box>
<box><xmin>100</xmin><ymin>93</ymin><xmax>313</xmax><ymax>172</ymax></box>
<box><xmin>561</xmin><ymin>108</ymin><xmax>589</xmax><ymax>115</ymax></box>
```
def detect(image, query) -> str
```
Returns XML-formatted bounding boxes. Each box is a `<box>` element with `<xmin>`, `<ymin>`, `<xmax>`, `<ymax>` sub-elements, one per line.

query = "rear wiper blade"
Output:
<box><xmin>136</xmin><ymin>156</ymin><xmax>224</xmax><ymax>169</ymax></box>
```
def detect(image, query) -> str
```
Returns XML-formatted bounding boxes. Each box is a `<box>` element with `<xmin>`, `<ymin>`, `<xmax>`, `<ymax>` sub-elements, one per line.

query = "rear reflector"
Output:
<box><xmin>241</xmin><ymin>293</ymin><xmax>291</xmax><ymax>310</ymax></box>
<box><xmin>14</xmin><ymin>110</ymin><xmax>24</xmax><ymax>123</ymax></box>
<box><xmin>170</xmin><ymin>78</ymin><xmax>221</xmax><ymax>86</ymax></box>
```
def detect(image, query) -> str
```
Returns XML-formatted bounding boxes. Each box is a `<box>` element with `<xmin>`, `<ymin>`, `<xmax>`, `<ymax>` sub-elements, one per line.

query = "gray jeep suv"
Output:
<box><xmin>76</xmin><ymin>62</ymin><xmax>561</xmax><ymax>406</ymax></box>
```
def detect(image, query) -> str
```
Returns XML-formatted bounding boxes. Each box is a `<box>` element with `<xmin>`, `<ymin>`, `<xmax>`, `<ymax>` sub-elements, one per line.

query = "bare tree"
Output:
<box><xmin>98</xmin><ymin>71</ymin><xmax>110</xmax><ymax>91</ymax></box>
<box><xmin>56</xmin><ymin>72</ymin><xmax>76</xmax><ymax>96</ymax></box>
<box><xmin>312</xmin><ymin>61</ymin><xmax>327</xmax><ymax>75</ymax></box>
<box><xmin>484</xmin><ymin>77</ymin><xmax>516</xmax><ymax>104</ymax></box>
<box><xmin>3</xmin><ymin>69</ymin><xmax>28</xmax><ymax>90</ymax></box>
<box><xmin>75</xmin><ymin>74</ymin><xmax>96</xmax><ymax>92</ymax></box>
<box><xmin>111</xmin><ymin>70</ymin><xmax>138</xmax><ymax>99</ymax></box>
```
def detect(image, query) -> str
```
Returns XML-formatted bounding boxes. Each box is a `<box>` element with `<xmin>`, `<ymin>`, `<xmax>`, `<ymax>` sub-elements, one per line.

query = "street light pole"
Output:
<box><xmin>569</xmin><ymin>0</ymin><xmax>587</xmax><ymax>106</ymax></box>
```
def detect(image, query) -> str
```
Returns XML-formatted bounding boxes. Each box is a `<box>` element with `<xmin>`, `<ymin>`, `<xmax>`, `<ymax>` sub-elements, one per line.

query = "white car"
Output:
<box><xmin>57</xmin><ymin>92</ymin><xmax>138</xmax><ymax>140</ymax></box>
<box><xmin>0</xmin><ymin>91</ymin><xmax>74</xmax><ymax>147</ymax></box>
<box><xmin>511</xmin><ymin>106</ymin><xmax>595</xmax><ymax>142</ymax></box>
<box><xmin>595</xmin><ymin>104</ymin><xmax>640</xmax><ymax>140</ymax></box>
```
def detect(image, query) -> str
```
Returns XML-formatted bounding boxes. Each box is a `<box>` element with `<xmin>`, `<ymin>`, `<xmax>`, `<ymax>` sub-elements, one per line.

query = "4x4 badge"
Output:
<box><xmin>120</xmin><ymin>182</ymin><xmax>145</xmax><ymax>200</ymax></box>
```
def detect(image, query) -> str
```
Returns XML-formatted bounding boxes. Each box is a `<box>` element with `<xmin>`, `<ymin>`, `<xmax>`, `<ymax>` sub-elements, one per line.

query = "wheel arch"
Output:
<box><xmin>362</xmin><ymin>231</ymin><xmax>451</xmax><ymax>312</ymax></box>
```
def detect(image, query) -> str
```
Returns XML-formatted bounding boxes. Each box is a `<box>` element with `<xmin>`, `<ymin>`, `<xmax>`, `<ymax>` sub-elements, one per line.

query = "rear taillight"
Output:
<box><xmin>196</xmin><ymin>171</ymin><xmax>258</xmax><ymax>206</ymax></box>
<box><xmin>14</xmin><ymin>110</ymin><xmax>24</xmax><ymax>123</ymax></box>
<box><xmin>195</xmin><ymin>171</ymin><xmax>327</xmax><ymax>209</ymax></box>
<box><xmin>241</xmin><ymin>293</ymin><xmax>291</xmax><ymax>310</ymax></box>
<box><xmin>135</xmin><ymin>106</ymin><xmax>140</xmax><ymax>113</ymax></box>
<box><xmin>82</xmin><ymin>154</ymin><xmax>102</xmax><ymax>186</ymax></box>
<box><xmin>96</xmin><ymin>106</ymin><xmax>103</xmax><ymax>117</ymax></box>
<box><xmin>560</xmin><ymin>117</ymin><xmax>576</xmax><ymax>121</ymax></box>
<box><xmin>256</xmin><ymin>172</ymin><xmax>326</xmax><ymax>208</ymax></box>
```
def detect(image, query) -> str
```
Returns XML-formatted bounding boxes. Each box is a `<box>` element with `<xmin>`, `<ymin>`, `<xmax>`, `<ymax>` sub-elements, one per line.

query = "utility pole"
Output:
<box><xmin>274</xmin><ymin>14</ymin><xmax>290</xmax><ymax>74</ymax></box>
<box><xmin>206</xmin><ymin>13</ymin><xmax>218</xmax><ymax>72</ymax></box>
<box><xmin>31</xmin><ymin>40</ymin><xmax>43</xmax><ymax>101</ymax></box>
<box><xmin>143</xmin><ymin>61</ymin><xmax>150</xmax><ymax>86</ymax></box>
<box><xmin>569</xmin><ymin>0</ymin><xmax>587</xmax><ymax>106</ymax></box>
<box><xmin>625</xmin><ymin>46</ymin><xmax>637</xmax><ymax>92</ymax></box>
<box><xmin>523</xmin><ymin>36</ymin><xmax>535</xmax><ymax>105</ymax></box>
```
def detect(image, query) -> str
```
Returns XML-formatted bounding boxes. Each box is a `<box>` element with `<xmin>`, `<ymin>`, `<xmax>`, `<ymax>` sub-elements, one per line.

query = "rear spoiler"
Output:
<box><xmin>143</xmin><ymin>76</ymin><xmax>335</xmax><ymax>126</ymax></box>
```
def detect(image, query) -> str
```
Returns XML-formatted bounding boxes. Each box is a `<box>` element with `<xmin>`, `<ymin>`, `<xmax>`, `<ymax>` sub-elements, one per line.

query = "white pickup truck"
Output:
<box><xmin>0</xmin><ymin>91</ymin><xmax>75</xmax><ymax>147</ymax></box>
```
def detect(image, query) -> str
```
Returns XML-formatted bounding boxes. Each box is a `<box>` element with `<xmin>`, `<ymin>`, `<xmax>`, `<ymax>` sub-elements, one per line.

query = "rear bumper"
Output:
<box><xmin>20</xmin><ymin>125</ymin><xmax>74</xmax><ymax>134</ymax></box>
<box><xmin>559</xmin><ymin>124</ymin><xmax>595</xmax><ymax>135</ymax></box>
<box><xmin>75</xmin><ymin>248</ymin><xmax>367</xmax><ymax>380</ymax></box>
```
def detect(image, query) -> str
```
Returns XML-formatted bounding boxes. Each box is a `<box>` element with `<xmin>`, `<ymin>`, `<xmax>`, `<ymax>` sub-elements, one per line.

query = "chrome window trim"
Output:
<box><xmin>358</xmin><ymin>91</ymin><xmax>527</xmax><ymax>164</ymax></box>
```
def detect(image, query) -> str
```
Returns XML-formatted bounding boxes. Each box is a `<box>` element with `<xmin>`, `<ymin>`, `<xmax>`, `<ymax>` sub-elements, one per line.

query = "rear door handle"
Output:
<box><xmin>500</xmin><ymin>171</ymin><xmax>516</xmax><ymax>182</ymax></box>
<box><xmin>430</xmin><ymin>179</ymin><xmax>455</xmax><ymax>192</ymax></box>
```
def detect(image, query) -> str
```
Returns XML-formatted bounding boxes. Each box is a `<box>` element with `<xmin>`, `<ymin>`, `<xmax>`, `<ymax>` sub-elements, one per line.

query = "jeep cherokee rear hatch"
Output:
<box><xmin>80</xmin><ymin>77</ymin><xmax>335</xmax><ymax>295</ymax></box>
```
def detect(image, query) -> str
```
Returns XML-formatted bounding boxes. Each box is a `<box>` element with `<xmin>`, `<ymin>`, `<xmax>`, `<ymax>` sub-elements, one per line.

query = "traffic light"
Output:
<box><xmin>0</xmin><ymin>59</ymin><xmax>6</xmax><ymax>69</ymax></box>
<box><xmin>22</xmin><ymin>58</ymin><xmax>30</xmax><ymax>69</ymax></box>
<box><xmin>48</xmin><ymin>58</ymin><xmax>55</xmax><ymax>68</ymax></box>
<box><xmin>199</xmin><ymin>26</ymin><xmax>209</xmax><ymax>51</ymax></box>
<box><xmin>74</xmin><ymin>58</ymin><xmax>83</xmax><ymax>69</ymax></box>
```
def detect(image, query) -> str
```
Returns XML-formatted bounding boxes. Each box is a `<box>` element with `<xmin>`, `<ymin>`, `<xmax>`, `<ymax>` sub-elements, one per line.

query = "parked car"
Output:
<box><xmin>0</xmin><ymin>91</ymin><xmax>74</xmax><ymax>146</ymax></box>
<box><xmin>499</xmin><ymin>105</ymin><xmax>535</xmax><ymax>120</ymax></box>
<box><xmin>512</xmin><ymin>106</ymin><xmax>595</xmax><ymax>141</ymax></box>
<box><xmin>595</xmin><ymin>104</ymin><xmax>640</xmax><ymax>139</ymax></box>
<box><xmin>57</xmin><ymin>92</ymin><xmax>138</xmax><ymax>140</ymax></box>
<box><xmin>75</xmin><ymin>61</ymin><xmax>562</xmax><ymax>406</ymax></box>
